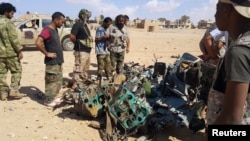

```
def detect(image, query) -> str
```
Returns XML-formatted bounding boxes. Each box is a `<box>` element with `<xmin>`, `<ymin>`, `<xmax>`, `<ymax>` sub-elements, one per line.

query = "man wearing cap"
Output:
<box><xmin>70</xmin><ymin>9</ymin><xmax>93</xmax><ymax>89</ymax></box>
<box><xmin>206</xmin><ymin>0</ymin><xmax>250</xmax><ymax>127</ymax></box>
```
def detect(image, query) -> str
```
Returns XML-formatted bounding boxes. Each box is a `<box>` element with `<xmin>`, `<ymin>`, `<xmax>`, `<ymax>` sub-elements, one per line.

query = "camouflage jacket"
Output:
<box><xmin>107</xmin><ymin>25</ymin><xmax>129</xmax><ymax>53</ymax></box>
<box><xmin>0</xmin><ymin>15</ymin><xmax>23</xmax><ymax>57</ymax></box>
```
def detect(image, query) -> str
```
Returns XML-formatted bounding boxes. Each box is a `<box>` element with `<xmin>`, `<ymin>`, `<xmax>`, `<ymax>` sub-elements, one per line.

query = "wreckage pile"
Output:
<box><xmin>62</xmin><ymin>52</ymin><xmax>215</xmax><ymax>141</ymax></box>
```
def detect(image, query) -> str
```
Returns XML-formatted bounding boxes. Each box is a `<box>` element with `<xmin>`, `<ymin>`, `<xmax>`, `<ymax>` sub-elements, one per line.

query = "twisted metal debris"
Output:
<box><xmin>62</xmin><ymin>52</ymin><xmax>214</xmax><ymax>140</ymax></box>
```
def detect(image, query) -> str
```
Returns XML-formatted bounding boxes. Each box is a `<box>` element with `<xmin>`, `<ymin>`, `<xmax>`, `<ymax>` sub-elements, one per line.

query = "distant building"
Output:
<box><xmin>134</xmin><ymin>19</ymin><xmax>160</xmax><ymax>32</ymax></box>
<box><xmin>197</xmin><ymin>20</ymin><xmax>213</xmax><ymax>29</ymax></box>
<box><xmin>125</xmin><ymin>20</ymin><xmax>134</xmax><ymax>27</ymax></box>
<box><xmin>167</xmin><ymin>20</ymin><xmax>192</xmax><ymax>29</ymax></box>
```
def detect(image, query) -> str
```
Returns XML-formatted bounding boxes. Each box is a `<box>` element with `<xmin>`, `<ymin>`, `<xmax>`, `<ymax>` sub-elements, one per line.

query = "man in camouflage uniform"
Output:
<box><xmin>36</xmin><ymin>12</ymin><xmax>65</xmax><ymax>107</ymax></box>
<box><xmin>95</xmin><ymin>17</ymin><xmax>113</xmax><ymax>80</ymax></box>
<box><xmin>107</xmin><ymin>14</ymin><xmax>130</xmax><ymax>74</ymax></box>
<box><xmin>0</xmin><ymin>2</ymin><xmax>26</xmax><ymax>100</ymax></box>
<box><xmin>70</xmin><ymin>9</ymin><xmax>93</xmax><ymax>89</ymax></box>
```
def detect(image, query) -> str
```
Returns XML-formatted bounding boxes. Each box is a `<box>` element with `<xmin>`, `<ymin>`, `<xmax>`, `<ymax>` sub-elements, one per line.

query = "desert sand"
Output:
<box><xmin>0</xmin><ymin>28</ymin><xmax>206</xmax><ymax>141</ymax></box>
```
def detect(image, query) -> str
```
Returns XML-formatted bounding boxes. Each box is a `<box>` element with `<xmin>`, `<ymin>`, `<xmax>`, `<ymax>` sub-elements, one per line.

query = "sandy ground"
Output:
<box><xmin>0</xmin><ymin>28</ymin><xmax>206</xmax><ymax>141</ymax></box>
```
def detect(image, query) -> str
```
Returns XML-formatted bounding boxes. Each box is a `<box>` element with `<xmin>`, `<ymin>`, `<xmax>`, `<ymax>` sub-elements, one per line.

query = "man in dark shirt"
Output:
<box><xmin>203</xmin><ymin>1</ymin><xmax>250</xmax><ymax>140</ymax></box>
<box><xmin>35</xmin><ymin>12</ymin><xmax>65</xmax><ymax>107</ymax></box>
<box><xmin>70</xmin><ymin>9</ymin><xmax>93</xmax><ymax>89</ymax></box>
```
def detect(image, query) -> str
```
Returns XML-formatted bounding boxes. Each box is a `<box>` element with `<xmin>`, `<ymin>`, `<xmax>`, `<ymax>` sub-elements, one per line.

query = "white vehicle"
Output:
<box><xmin>15</xmin><ymin>14</ymin><xmax>74</xmax><ymax>51</ymax></box>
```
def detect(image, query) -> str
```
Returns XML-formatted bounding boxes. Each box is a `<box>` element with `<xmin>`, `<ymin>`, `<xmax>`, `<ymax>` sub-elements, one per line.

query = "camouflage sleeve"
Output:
<box><xmin>7</xmin><ymin>21</ymin><xmax>23</xmax><ymax>53</ymax></box>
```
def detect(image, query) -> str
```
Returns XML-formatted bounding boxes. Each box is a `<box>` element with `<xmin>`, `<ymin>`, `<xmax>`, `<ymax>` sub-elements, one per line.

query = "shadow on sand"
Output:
<box><xmin>19</xmin><ymin>86</ymin><xmax>44</xmax><ymax>104</ymax></box>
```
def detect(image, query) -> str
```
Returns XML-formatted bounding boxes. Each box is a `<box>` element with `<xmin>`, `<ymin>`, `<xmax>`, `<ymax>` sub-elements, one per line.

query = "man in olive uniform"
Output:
<box><xmin>0</xmin><ymin>2</ymin><xmax>26</xmax><ymax>100</ymax></box>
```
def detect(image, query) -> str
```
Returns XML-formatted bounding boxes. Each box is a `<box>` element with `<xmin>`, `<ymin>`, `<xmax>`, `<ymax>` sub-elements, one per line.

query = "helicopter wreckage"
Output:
<box><xmin>61</xmin><ymin>52</ymin><xmax>215</xmax><ymax>141</ymax></box>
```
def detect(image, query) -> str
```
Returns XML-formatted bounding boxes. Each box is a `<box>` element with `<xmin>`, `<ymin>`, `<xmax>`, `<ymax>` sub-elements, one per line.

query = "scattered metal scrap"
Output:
<box><xmin>61</xmin><ymin>52</ymin><xmax>214</xmax><ymax>140</ymax></box>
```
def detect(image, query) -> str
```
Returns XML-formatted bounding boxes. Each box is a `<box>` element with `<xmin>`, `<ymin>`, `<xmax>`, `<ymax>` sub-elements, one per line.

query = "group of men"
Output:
<box><xmin>69</xmin><ymin>9</ymin><xmax>130</xmax><ymax>90</ymax></box>
<box><xmin>35</xmin><ymin>9</ymin><xmax>130</xmax><ymax>106</ymax></box>
<box><xmin>0</xmin><ymin>3</ymin><xmax>130</xmax><ymax>107</ymax></box>
<box><xmin>95</xmin><ymin>14</ymin><xmax>130</xmax><ymax>79</ymax></box>
<box><xmin>1</xmin><ymin>0</ymin><xmax>250</xmax><ymax>140</ymax></box>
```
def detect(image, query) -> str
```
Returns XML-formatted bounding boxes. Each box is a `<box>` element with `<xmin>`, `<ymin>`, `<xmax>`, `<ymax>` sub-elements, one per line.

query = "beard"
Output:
<box><xmin>117</xmin><ymin>24</ymin><xmax>124</xmax><ymax>29</ymax></box>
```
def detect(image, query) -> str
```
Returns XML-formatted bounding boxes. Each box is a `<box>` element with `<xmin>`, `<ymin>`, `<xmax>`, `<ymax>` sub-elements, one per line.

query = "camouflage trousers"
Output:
<box><xmin>206</xmin><ymin>89</ymin><xmax>250</xmax><ymax>125</ymax></box>
<box><xmin>73</xmin><ymin>51</ymin><xmax>90</xmax><ymax>81</ymax></box>
<box><xmin>0</xmin><ymin>57</ymin><xmax>22</xmax><ymax>93</ymax></box>
<box><xmin>45</xmin><ymin>64</ymin><xmax>63</xmax><ymax>102</ymax></box>
<box><xmin>243</xmin><ymin>95</ymin><xmax>250</xmax><ymax>124</ymax></box>
<box><xmin>206</xmin><ymin>89</ymin><xmax>224</xmax><ymax>125</ymax></box>
<box><xmin>96</xmin><ymin>54</ymin><xmax>112</xmax><ymax>77</ymax></box>
<box><xmin>110</xmin><ymin>51</ymin><xmax>125</xmax><ymax>74</ymax></box>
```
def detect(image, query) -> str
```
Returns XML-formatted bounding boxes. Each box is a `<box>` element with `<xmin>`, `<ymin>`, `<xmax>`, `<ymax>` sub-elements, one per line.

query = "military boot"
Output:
<box><xmin>9</xmin><ymin>89</ymin><xmax>27</xmax><ymax>99</ymax></box>
<box><xmin>0</xmin><ymin>91</ymin><xmax>8</xmax><ymax>101</ymax></box>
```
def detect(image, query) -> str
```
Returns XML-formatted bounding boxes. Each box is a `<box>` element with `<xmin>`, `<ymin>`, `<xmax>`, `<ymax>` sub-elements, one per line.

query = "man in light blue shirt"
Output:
<box><xmin>95</xmin><ymin>17</ymin><xmax>113</xmax><ymax>80</ymax></box>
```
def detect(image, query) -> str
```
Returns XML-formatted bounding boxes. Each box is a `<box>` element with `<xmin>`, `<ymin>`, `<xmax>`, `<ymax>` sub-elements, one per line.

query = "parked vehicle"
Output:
<box><xmin>15</xmin><ymin>14</ymin><xmax>74</xmax><ymax>51</ymax></box>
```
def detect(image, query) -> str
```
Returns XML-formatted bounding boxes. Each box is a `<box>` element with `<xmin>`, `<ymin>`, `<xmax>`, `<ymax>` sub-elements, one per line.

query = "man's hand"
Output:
<box><xmin>126</xmin><ymin>47</ymin><xmax>129</xmax><ymax>53</ymax></box>
<box><xmin>18</xmin><ymin>51</ymin><xmax>23</xmax><ymax>60</ymax></box>
<box><xmin>46</xmin><ymin>52</ymin><xmax>57</xmax><ymax>59</ymax></box>
<box><xmin>104</xmin><ymin>34</ymin><xmax>110</xmax><ymax>39</ymax></box>
<box><xmin>198</xmin><ymin>54</ymin><xmax>210</xmax><ymax>61</ymax></box>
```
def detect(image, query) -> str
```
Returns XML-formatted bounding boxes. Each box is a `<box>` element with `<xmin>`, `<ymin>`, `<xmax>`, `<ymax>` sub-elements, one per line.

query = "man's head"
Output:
<box><xmin>115</xmin><ymin>14</ymin><xmax>125</xmax><ymax>29</ymax></box>
<box><xmin>31</xmin><ymin>20</ymin><xmax>36</xmax><ymax>24</ymax></box>
<box><xmin>0</xmin><ymin>2</ymin><xmax>16</xmax><ymax>19</ymax></box>
<box><xmin>78</xmin><ymin>9</ymin><xmax>91</xmax><ymax>22</ymax></box>
<box><xmin>215</xmin><ymin>0</ymin><xmax>250</xmax><ymax>39</ymax></box>
<box><xmin>52</xmin><ymin>12</ymin><xmax>65</xmax><ymax>28</ymax></box>
<box><xmin>102</xmin><ymin>17</ymin><xmax>112</xmax><ymax>29</ymax></box>
<box><xmin>215</xmin><ymin>0</ymin><xmax>250</xmax><ymax>31</ymax></box>
<box><xmin>219</xmin><ymin>0</ymin><xmax>250</xmax><ymax>18</ymax></box>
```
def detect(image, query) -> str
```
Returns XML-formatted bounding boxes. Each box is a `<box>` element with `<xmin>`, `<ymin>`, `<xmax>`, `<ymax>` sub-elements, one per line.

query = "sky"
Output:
<box><xmin>1</xmin><ymin>0</ymin><xmax>218</xmax><ymax>25</ymax></box>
